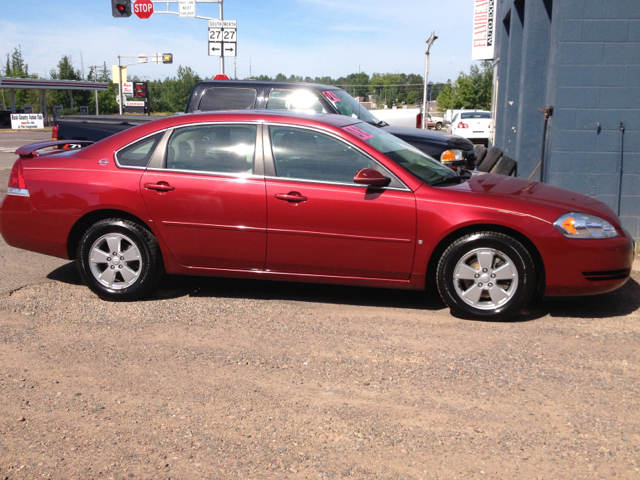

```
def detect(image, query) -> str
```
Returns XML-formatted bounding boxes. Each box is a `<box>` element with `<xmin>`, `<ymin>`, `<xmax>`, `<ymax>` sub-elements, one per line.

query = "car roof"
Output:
<box><xmin>193</xmin><ymin>80</ymin><xmax>341</xmax><ymax>91</ymax></box>
<box><xmin>132</xmin><ymin>109</ymin><xmax>362</xmax><ymax>134</ymax></box>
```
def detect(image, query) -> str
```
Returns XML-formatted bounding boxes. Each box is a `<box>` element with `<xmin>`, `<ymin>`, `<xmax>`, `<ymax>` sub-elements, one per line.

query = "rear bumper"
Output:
<box><xmin>543</xmin><ymin>230</ymin><xmax>635</xmax><ymax>297</ymax></box>
<box><xmin>0</xmin><ymin>194</ymin><xmax>71</xmax><ymax>259</ymax></box>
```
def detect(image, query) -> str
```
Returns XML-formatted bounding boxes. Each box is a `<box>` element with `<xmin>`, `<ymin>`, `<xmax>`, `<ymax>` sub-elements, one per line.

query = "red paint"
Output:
<box><xmin>0</xmin><ymin>111</ymin><xmax>633</xmax><ymax>300</ymax></box>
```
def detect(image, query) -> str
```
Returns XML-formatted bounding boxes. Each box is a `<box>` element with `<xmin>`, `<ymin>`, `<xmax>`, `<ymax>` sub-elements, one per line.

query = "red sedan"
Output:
<box><xmin>1</xmin><ymin>111</ymin><xmax>634</xmax><ymax>321</ymax></box>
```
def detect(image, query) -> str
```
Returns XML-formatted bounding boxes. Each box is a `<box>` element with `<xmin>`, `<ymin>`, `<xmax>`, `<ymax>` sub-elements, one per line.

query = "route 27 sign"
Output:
<box><xmin>208</xmin><ymin>19</ymin><xmax>237</xmax><ymax>57</ymax></box>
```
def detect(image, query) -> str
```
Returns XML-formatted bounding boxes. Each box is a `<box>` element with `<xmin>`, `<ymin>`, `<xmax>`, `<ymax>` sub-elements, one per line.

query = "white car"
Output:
<box><xmin>427</xmin><ymin>112</ymin><xmax>444</xmax><ymax>130</ymax></box>
<box><xmin>447</xmin><ymin>111</ymin><xmax>492</xmax><ymax>145</ymax></box>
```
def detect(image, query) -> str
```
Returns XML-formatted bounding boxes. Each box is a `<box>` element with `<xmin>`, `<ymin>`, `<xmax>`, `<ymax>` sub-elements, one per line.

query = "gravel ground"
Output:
<box><xmin>0</xmin><ymin>256</ymin><xmax>639</xmax><ymax>479</ymax></box>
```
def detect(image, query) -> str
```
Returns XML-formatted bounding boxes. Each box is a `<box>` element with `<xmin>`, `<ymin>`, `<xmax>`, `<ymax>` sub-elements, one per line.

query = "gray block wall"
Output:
<box><xmin>494</xmin><ymin>0</ymin><xmax>640</xmax><ymax>240</ymax></box>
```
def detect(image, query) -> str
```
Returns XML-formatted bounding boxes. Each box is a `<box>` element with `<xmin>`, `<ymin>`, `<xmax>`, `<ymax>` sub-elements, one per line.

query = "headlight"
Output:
<box><xmin>554</xmin><ymin>213</ymin><xmax>618</xmax><ymax>239</ymax></box>
<box><xmin>440</xmin><ymin>149</ymin><xmax>465</xmax><ymax>163</ymax></box>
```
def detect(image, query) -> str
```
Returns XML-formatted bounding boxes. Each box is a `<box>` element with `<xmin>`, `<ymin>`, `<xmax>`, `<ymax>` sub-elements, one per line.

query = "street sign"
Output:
<box><xmin>208</xmin><ymin>19</ymin><xmax>236</xmax><ymax>28</ymax></box>
<box><xmin>123</xmin><ymin>82</ymin><xmax>134</xmax><ymax>96</ymax></box>
<box><xmin>133</xmin><ymin>0</ymin><xmax>154</xmax><ymax>19</ymax></box>
<box><xmin>179</xmin><ymin>0</ymin><xmax>196</xmax><ymax>17</ymax></box>
<box><xmin>208</xmin><ymin>42</ymin><xmax>222</xmax><ymax>56</ymax></box>
<box><xmin>209</xmin><ymin>27</ymin><xmax>236</xmax><ymax>42</ymax></box>
<box><xmin>222</xmin><ymin>43</ymin><xmax>237</xmax><ymax>57</ymax></box>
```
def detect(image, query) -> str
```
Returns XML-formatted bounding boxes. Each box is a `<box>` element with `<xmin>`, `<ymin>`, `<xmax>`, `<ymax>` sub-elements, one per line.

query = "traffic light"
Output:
<box><xmin>112</xmin><ymin>0</ymin><xmax>132</xmax><ymax>17</ymax></box>
<box><xmin>162</xmin><ymin>54</ymin><xmax>173</xmax><ymax>64</ymax></box>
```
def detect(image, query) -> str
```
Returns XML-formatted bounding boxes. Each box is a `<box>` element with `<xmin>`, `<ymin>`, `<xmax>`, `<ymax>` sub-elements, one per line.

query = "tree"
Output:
<box><xmin>3</xmin><ymin>46</ymin><xmax>39</xmax><ymax>110</ymax></box>
<box><xmin>344</xmin><ymin>72</ymin><xmax>370</xmax><ymax>99</ymax></box>
<box><xmin>437</xmin><ymin>61</ymin><xmax>493</xmax><ymax>111</ymax></box>
<box><xmin>49</xmin><ymin>55</ymin><xmax>90</xmax><ymax>111</ymax></box>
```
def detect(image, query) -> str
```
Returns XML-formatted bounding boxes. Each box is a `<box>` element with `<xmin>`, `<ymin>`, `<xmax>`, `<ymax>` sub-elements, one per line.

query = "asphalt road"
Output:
<box><xmin>0</xmin><ymin>130</ymin><xmax>639</xmax><ymax>479</ymax></box>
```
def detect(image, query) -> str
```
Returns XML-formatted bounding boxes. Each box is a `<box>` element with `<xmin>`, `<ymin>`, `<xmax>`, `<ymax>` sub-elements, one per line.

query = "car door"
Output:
<box><xmin>264</xmin><ymin>125</ymin><xmax>417</xmax><ymax>280</ymax></box>
<box><xmin>140</xmin><ymin>122</ymin><xmax>267</xmax><ymax>270</ymax></box>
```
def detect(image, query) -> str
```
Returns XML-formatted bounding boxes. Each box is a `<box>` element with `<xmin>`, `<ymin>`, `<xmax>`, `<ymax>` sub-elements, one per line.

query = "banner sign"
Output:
<box><xmin>471</xmin><ymin>0</ymin><xmax>496</xmax><ymax>61</ymax></box>
<box><xmin>11</xmin><ymin>113</ymin><xmax>44</xmax><ymax>130</ymax></box>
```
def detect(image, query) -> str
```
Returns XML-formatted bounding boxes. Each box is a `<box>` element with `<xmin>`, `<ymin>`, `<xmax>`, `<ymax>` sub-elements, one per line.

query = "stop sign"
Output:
<box><xmin>133</xmin><ymin>0</ymin><xmax>154</xmax><ymax>19</ymax></box>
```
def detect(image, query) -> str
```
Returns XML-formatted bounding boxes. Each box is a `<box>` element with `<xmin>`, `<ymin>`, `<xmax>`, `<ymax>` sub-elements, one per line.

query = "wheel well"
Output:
<box><xmin>67</xmin><ymin>210</ymin><xmax>151</xmax><ymax>260</ymax></box>
<box><xmin>425</xmin><ymin>224</ymin><xmax>546</xmax><ymax>294</ymax></box>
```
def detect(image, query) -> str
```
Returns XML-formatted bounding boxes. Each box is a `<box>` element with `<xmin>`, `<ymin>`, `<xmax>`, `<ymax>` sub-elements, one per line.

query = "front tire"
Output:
<box><xmin>436</xmin><ymin>232</ymin><xmax>535</xmax><ymax>321</ymax></box>
<box><xmin>435</xmin><ymin>122</ymin><xmax>443</xmax><ymax>131</ymax></box>
<box><xmin>76</xmin><ymin>219</ymin><xmax>164</xmax><ymax>301</ymax></box>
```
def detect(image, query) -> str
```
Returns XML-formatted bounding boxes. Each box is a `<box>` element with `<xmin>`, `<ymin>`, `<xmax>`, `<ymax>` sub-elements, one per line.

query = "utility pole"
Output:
<box><xmin>422</xmin><ymin>32</ymin><xmax>438</xmax><ymax>129</ymax></box>
<box><xmin>89</xmin><ymin>65</ymin><xmax>100</xmax><ymax>115</ymax></box>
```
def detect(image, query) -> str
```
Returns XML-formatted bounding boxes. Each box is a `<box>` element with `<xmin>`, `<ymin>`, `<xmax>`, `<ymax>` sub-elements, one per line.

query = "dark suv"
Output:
<box><xmin>185</xmin><ymin>80</ymin><xmax>476</xmax><ymax>166</ymax></box>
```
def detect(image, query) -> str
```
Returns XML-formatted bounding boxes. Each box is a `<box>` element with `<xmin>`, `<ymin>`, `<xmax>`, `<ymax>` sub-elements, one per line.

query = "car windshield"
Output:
<box><xmin>321</xmin><ymin>89</ymin><xmax>382</xmax><ymax>126</ymax></box>
<box><xmin>342</xmin><ymin>122</ymin><xmax>458</xmax><ymax>185</ymax></box>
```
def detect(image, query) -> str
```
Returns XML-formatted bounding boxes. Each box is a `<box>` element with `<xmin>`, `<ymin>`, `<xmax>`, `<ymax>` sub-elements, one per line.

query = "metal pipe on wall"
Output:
<box><xmin>616</xmin><ymin>122</ymin><xmax>625</xmax><ymax>217</ymax></box>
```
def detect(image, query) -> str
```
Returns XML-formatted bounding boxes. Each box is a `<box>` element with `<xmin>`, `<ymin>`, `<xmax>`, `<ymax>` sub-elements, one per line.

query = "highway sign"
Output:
<box><xmin>179</xmin><ymin>0</ymin><xmax>196</xmax><ymax>17</ymax></box>
<box><xmin>208</xmin><ymin>19</ymin><xmax>236</xmax><ymax>28</ymax></box>
<box><xmin>223</xmin><ymin>44</ymin><xmax>236</xmax><ymax>57</ymax></box>
<box><xmin>133</xmin><ymin>0</ymin><xmax>154</xmax><ymax>19</ymax></box>
<box><xmin>209</xmin><ymin>27</ymin><xmax>236</xmax><ymax>42</ymax></box>
<box><xmin>208</xmin><ymin>42</ymin><xmax>222</xmax><ymax>56</ymax></box>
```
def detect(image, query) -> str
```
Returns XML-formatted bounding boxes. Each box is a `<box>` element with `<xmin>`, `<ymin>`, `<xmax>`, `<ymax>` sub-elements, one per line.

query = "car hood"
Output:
<box><xmin>445</xmin><ymin>173</ymin><xmax>621</xmax><ymax>227</ymax></box>
<box><xmin>381</xmin><ymin>125</ymin><xmax>474</xmax><ymax>150</ymax></box>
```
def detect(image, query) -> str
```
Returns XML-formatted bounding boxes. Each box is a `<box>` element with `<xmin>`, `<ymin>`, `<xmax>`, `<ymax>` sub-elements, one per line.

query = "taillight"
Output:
<box><xmin>457</xmin><ymin>122</ymin><xmax>469</xmax><ymax>129</ymax></box>
<box><xmin>416</xmin><ymin>112</ymin><xmax>423</xmax><ymax>129</ymax></box>
<box><xmin>52</xmin><ymin>125</ymin><xmax>58</xmax><ymax>141</ymax></box>
<box><xmin>7</xmin><ymin>159</ymin><xmax>29</xmax><ymax>196</ymax></box>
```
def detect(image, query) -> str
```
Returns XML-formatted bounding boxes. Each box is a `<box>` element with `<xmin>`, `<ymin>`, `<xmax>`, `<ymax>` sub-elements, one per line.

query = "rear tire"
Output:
<box><xmin>436</xmin><ymin>232</ymin><xmax>535</xmax><ymax>321</ymax></box>
<box><xmin>76</xmin><ymin>219</ymin><xmax>164</xmax><ymax>301</ymax></box>
<box><xmin>435</xmin><ymin>122</ymin><xmax>443</xmax><ymax>131</ymax></box>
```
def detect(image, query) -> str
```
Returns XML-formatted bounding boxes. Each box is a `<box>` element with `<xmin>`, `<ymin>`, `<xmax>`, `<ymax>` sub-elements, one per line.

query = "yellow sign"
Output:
<box><xmin>112</xmin><ymin>65</ymin><xmax>127</xmax><ymax>83</ymax></box>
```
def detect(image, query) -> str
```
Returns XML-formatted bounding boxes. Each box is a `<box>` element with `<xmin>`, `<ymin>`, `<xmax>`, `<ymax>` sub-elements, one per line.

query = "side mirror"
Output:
<box><xmin>354</xmin><ymin>168</ymin><xmax>391</xmax><ymax>187</ymax></box>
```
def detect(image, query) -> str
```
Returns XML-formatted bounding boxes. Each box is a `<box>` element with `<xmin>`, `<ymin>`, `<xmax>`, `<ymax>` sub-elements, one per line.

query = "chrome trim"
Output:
<box><xmin>262</xmin><ymin>175</ymin><xmax>411</xmax><ymax>191</ymax></box>
<box><xmin>7</xmin><ymin>188</ymin><xmax>30</xmax><ymax>197</ymax></box>
<box><xmin>144</xmin><ymin>166</ymin><xmax>265</xmax><ymax>180</ymax></box>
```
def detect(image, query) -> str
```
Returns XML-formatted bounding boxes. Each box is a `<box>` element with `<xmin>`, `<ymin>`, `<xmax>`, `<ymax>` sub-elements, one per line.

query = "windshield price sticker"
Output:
<box><xmin>343</xmin><ymin>125</ymin><xmax>373</xmax><ymax>141</ymax></box>
<box><xmin>322</xmin><ymin>91</ymin><xmax>341</xmax><ymax>103</ymax></box>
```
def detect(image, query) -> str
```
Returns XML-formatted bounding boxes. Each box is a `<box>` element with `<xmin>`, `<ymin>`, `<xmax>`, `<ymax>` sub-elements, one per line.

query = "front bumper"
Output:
<box><xmin>543</xmin><ymin>229</ymin><xmax>635</xmax><ymax>297</ymax></box>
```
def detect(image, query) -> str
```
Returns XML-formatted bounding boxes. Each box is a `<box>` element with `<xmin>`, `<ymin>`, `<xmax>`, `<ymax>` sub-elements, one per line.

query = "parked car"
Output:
<box><xmin>54</xmin><ymin>80</ymin><xmax>476</xmax><ymax>168</ymax></box>
<box><xmin>427</xmin><ymin>112</ymin><xmax>444</xmax><ymax>130</ymax></box>
<box><xmin>448</xmin><ymin>111</ymin><xmax>492</xmax><ymax>146</ymax></box>
<box><xmin>2</xmin><ymin>111</ymin><xmax>633</xmax><ymax>321</ymax></box>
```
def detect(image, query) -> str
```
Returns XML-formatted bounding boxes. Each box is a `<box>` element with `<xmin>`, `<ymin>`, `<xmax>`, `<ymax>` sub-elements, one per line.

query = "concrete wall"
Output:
<box><xmin>494</xmin><ymin>0</ymin><xmax>640</xmax><ymax>240</ymax></box>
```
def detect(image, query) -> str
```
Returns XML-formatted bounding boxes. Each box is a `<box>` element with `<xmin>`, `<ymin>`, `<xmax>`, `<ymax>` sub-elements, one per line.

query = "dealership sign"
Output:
<box><xmin>471</xmin><ymin>0</ymin><xmax>496</xmax><ymax>60</ymax></box>
<box><xmin>11</xmin><ymin>113</ymin><xmax>44</xmax><ymax>130</ymax></box>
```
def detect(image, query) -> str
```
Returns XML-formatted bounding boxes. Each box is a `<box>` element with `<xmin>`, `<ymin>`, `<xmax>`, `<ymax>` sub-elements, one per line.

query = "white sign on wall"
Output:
<box><xmin>11</xmin><ymin>114</ymin><xmax>44</xmax><ymax>130</ymax></box>
<box><xmin>179</xmin><ymin>0</ymin><xmax>196</xmax><ymax>17</ymax></box>
<box><xmin>471</xmin><ymin>0</ymin><xmax>496</xmax><ymax>60</ymax></box>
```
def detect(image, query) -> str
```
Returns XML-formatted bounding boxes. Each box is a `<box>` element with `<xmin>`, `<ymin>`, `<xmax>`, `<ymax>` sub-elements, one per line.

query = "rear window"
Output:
<box><xmin>199</xmin><ymin>87</ymin><xmax>257</xmax><ymax>111</ymax></box>
<box><xmin>116</xmin><ymin>132</ymin><xmax>163</xmax><ymax>168</ymax></box>
<box><xmin>461</xmin><ymin>112</ymin><xmax>491</xmax><ymax>119</ymax></box>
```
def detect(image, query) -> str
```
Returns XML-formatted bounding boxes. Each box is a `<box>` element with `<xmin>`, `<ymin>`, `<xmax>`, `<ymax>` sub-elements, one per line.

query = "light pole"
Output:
<box><xmin>422</xmin><ymin>32</ymin><xmax>438</xmax><ymax>129</ymax></box>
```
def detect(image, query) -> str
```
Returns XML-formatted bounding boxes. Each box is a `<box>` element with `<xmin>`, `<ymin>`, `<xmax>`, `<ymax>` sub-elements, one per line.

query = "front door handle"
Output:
<box><xmin>144</xmin><ymin>181</ymin><xmax>175</xmax><ymax>192</ymax></box>
<box><xmin>275</xmin><ymin>192</ymin><xmax>307</xmax><ymax>203</ymax></box>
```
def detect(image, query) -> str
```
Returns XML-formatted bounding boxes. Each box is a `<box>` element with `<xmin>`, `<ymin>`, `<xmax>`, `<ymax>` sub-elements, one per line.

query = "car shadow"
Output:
<box><xmin>47</xmin><ymin>262</ymin><xmax>640</xmax><ymax>319</ymax></box>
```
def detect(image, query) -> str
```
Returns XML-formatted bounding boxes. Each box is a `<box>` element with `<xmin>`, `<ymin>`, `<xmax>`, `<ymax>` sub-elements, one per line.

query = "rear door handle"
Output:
<box><xmin>144</xmin><ymin>182</ymin><xmax>175</xmax><ymax>192</ymax></box>
<box><xmin>275</xmin><ymin>192</ymin><xmax>307</xmax><ymax>203</ymax></box>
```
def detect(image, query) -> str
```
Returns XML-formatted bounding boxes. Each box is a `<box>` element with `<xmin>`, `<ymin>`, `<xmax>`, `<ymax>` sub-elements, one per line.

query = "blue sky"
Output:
<box><xmin>1</xmin><ymin>0</ymin><xmax>477</xmax><ymax>83</ymax></box>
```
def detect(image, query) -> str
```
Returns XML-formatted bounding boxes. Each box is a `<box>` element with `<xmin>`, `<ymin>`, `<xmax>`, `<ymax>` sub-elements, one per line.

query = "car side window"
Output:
<box><xmin>116</xmin><ymin>132</ymin><xmax>163</xmax><ymax>168</ymax></box>
<box><xmin>166</xmin><ymin>124</ymin><xmax>256</xmax><ymax>174</ymax></box>
<box><xmin>266</xmin><ymin>89</ymin><xmax>326</xmax><ymax>113</ymax></box>
<box><xmin>269</xmin><ymin>126</ymin><xmax>374</xmax><ymax>184</ymax></box>
<box><xmin>198</xmin><ymin>87</ymin><xmax>257</xmax><ymax>111</ymax></box>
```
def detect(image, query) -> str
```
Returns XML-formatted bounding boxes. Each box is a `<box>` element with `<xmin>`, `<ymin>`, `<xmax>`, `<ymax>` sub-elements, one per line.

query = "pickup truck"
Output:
<box><xmin>54</xmin><ymin>80</ymin><xmax>476</xmax><ymax>166</ymax></box>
